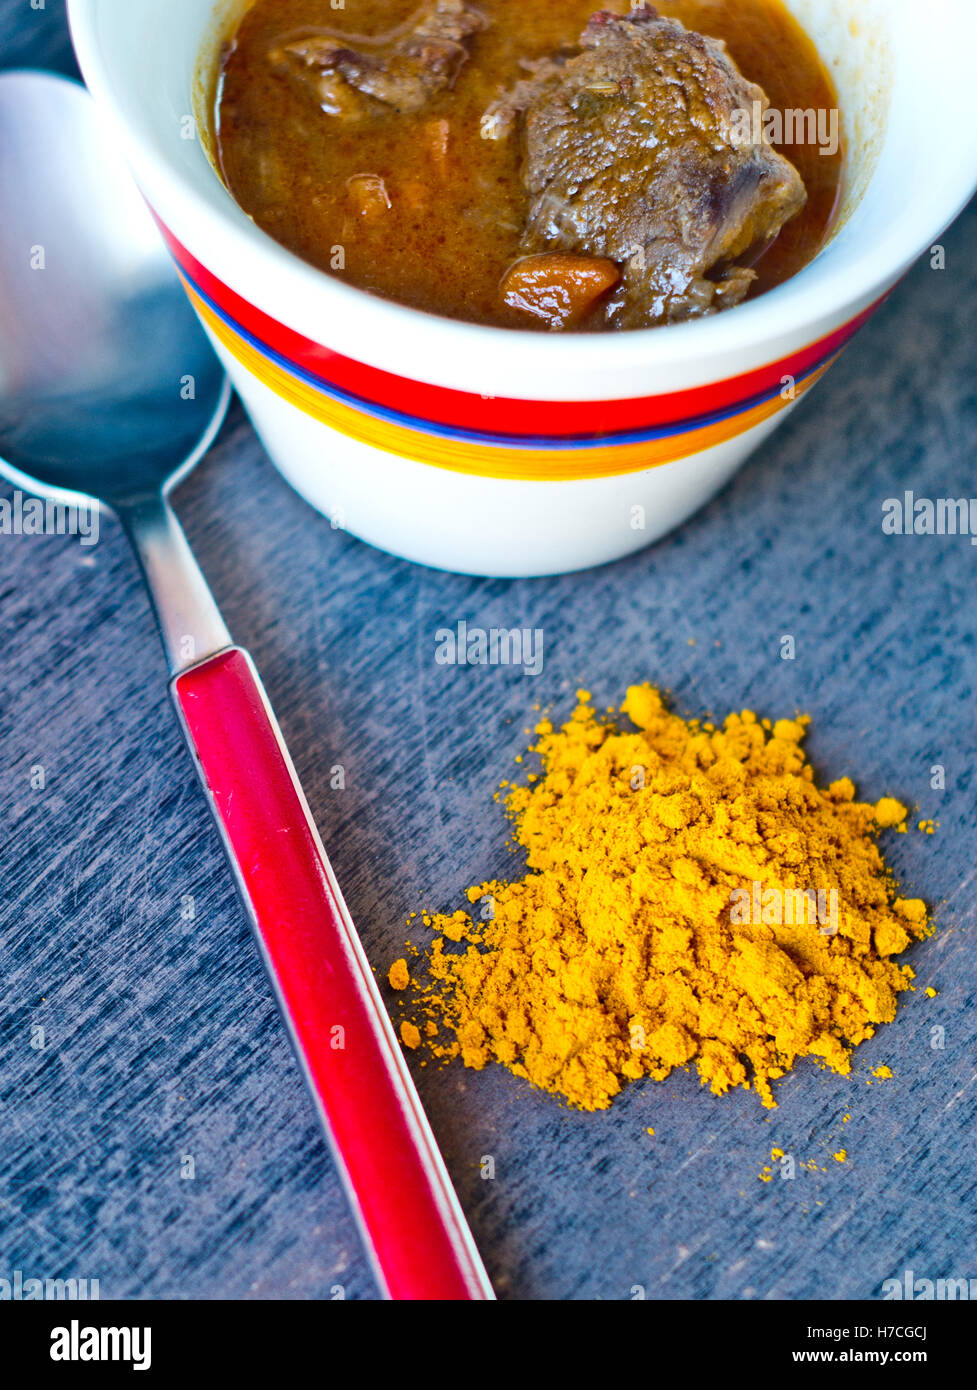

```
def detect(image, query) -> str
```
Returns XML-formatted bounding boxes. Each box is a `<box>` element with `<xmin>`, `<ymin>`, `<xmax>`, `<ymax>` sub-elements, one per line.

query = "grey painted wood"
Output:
<box><xmin>1</xmin><ymin>0</ymin><xmax>975</xmax><ymax>1300</ymax></box>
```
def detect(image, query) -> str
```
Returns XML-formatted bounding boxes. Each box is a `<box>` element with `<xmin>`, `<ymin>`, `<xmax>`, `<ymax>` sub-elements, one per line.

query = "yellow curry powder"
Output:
<box><xmin>394</xmin><ymin>686</ymin><xmax>930</xmax><ymax>1111</ymax></box>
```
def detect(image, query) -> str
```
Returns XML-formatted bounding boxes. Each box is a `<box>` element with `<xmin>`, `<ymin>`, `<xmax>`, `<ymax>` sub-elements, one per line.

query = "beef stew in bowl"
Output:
<box><xmin>215</xmin><ymin>0</ymin><xmax>843</xmax><ymax>331</ymax></box>
<box><xmin>68</xmin><ymin>0</ymin><xmax>977</xmax><ymax>574</ymax></box>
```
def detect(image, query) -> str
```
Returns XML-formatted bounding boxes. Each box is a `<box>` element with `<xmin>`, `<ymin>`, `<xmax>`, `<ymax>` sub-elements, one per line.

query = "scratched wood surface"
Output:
<box><xmin>1</xmin><ymin>0</ymin><xmax>975</xmax><ymax>1302</ymax></box>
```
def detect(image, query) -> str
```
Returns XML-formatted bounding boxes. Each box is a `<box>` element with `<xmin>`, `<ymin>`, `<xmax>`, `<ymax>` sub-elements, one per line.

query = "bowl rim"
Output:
<box><xmin>66</xmin><ymin>0</ymin><xmax>977</xmax><ymax>389</ymax></box>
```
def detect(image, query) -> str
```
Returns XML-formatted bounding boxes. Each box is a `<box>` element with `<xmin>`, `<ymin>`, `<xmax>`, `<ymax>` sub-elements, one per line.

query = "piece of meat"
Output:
<box><xmin>480</xmin><ymin>56</ymin><xmax>567</xmax><ymax>141</ymax></box>
<box><xmin>271</xmin><ymin>0</ymin><xmax>486</xmax><ymax>119</ymax></box>
<box><xmin>485</xmin><ymin>4</ymin><xmax>807</xmax><ymax>329</ymax></box>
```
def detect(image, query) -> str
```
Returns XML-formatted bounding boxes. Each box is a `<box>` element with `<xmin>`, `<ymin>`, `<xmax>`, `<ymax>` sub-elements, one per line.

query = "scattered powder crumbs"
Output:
<box><xmin>646</xmin><ymin>1127</ymin><xmax>655</xmax><ymax>1137</ymax></box>
<box><xmin>925</xmin><ymin>987</ymin><xmax>938</xmax><ymax>998</ymax></box>
<box><xmin>842</xmin><ymin>1113</ymin><xmax>851</xmax><ymax>1123</ymax></box>
<box><xmin>400</xmin><ymin>1021</ymin><xmax>421</xmax><ymax>1050</ymax></box>
<box><xmin>763</xmin><ymin>1134</ymin><xmax>853</xmax><ymax>1180</ymax></box>
<box><xmin>870</xmin><ymin>1065</ymin><xmax>894</xmax><ymax>1081</ymax></box>
<box><xmin>874</xmin><ymin>797</ymin><xmax>909</xmax><ymax>828</ymax></box>
<box><xmin>918</xmin><ymin>820</ymin><xmax>938</xmax><ymax>836</ymax></box>
<box><xmin>393</xmin><ymin>685</ymin><xmax>932</xmax><ymax>1112</ymax></box>
<box><xmin>388</xmin><ymin>958</ymin><xmax>410</xmax><ymax>992</ymax></box>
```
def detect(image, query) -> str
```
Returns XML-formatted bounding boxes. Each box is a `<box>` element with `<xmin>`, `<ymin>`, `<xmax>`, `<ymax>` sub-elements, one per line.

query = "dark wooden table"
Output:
<box><xmin>2</xmin><ymin>0</ymin><xmax>975</xmax><ymax>1300</ymax></box>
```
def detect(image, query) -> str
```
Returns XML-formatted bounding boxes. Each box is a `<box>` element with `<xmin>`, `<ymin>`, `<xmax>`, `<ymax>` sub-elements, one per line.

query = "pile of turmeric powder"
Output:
<box><xmin>391</xmin><ymin>686</ymin><xmax>930</xmax><ymax>1111</ymax></box>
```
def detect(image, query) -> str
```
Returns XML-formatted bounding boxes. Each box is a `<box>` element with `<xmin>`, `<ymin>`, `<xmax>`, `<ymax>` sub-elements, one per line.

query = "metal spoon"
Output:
<box><xmin>0</xmin><ymin>70</ymin><xmax>492</xmax><ymax>1301</ymax></box>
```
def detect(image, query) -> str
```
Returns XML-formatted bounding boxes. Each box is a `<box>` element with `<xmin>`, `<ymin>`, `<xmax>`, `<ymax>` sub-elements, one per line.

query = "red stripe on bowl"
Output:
<box><xmin>156</xmin><ymin>216</ymin><xmax>879</xmax><ymax>438</ymax></box>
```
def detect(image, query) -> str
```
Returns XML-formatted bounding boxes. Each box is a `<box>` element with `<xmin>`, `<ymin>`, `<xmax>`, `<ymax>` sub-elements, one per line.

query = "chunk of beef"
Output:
<box><xmin>485</xmin><ymin>4</ymin><xmax>807</xmax><ymax>328</ymax></box>
<box><xmin>480</xmin><ymin>55</ymin><xmax>567</xmax><ymax>141</ymax></box>
<box><xmin>272</xmin><ymin>0</ymin><xmax>486</xmax><ymax>120</ymax></box>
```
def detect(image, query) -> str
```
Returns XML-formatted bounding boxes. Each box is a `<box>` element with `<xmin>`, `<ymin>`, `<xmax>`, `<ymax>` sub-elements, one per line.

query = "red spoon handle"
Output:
<box><xmin>172</xmin><ymin>646</ymin><xmax>493</xmax><ymax>1301</ymax></box>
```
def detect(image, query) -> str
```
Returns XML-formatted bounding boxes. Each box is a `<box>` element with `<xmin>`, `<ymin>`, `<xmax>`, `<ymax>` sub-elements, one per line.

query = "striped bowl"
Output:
<box><xmin>69</xmin><ymin>0</ymin><xmax>977</xmax><ymax>575</ymax></box>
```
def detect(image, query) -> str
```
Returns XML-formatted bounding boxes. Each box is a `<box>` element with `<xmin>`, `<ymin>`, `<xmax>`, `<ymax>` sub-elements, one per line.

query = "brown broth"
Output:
<box><xmin>215</xmin><ymin>0</ymin><xmax>844</xmax><ymax>329</ymax></box>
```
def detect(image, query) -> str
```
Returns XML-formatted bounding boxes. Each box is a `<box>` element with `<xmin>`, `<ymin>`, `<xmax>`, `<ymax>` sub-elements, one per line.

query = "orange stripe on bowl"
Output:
<box><xmin>189</xmin><ymin>285</ymin><xmax>836</xmax><ymax>482</ymax></box>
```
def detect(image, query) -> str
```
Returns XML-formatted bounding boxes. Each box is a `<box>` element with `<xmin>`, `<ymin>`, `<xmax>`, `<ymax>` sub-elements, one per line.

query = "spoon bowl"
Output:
<box><xmin>0</xmin><ymin>70</ymin><xmax>228</xmax><ymax>507</ymax></box>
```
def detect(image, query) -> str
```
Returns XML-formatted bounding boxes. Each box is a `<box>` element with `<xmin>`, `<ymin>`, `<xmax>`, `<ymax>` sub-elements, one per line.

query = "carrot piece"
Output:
<box><xmin>501</xmin><ymin>253</ymin><xmax>620</xmax><ymax>329</ymax></box>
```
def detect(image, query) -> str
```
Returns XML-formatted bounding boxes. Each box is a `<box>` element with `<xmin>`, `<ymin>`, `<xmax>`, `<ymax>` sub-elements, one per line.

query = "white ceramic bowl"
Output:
<box><xmin>68</xmin><ymin>0</ymin><xmax>977</xmax><ymax>576</ymax></box>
